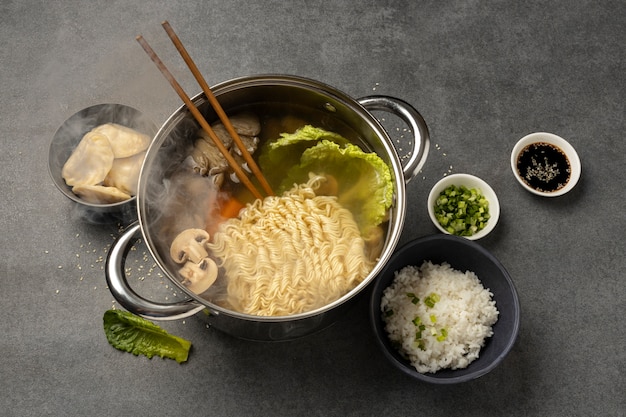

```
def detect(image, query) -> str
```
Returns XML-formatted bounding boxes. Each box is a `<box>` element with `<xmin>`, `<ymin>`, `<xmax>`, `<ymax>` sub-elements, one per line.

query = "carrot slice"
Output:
<box><xmin>220</xmin><ymin>197</ymin><xmax>246</xmax><ymax>219</ymax></box>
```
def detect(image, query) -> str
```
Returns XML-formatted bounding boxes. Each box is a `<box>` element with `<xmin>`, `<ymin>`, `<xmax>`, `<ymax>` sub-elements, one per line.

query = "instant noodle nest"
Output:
<box><xmin>208</xmin><ymin>174</ymin><xmax>375</xmax><ymax>316</ymax></box>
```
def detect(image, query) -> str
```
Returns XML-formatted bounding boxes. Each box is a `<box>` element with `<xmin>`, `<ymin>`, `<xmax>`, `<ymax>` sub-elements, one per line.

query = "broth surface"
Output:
<box><xmin>149</xmin><ymin>101</ymin><xmax>391</xmax><ymax>315</ymax></box>
<box><xmin>516</xmin><ymin>142</ymin><xmax>570</xmax><ymax>192</ymax></box>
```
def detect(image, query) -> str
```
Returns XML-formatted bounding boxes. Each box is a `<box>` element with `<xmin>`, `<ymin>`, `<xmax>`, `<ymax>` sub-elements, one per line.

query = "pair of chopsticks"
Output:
<box><xmin>136</xmin><ymin>21</ymin><xmax>273</xmax><ymax>200</ymax></box>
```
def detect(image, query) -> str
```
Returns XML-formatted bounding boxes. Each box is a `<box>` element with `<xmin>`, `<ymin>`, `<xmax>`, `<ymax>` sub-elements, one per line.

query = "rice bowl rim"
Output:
<box><xmin>369</xmin><ymin>234</ymin><xmax>520</xmax><ymax>384</ymax></box>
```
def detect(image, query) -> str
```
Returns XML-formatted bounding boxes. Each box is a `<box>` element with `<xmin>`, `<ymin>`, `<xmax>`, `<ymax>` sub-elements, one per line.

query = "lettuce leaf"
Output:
<box><xmin>259</xmin><ymin>125</ymin><xmax>393</xmax><ymax>233</ymax></box>
<box><xmin>269</xmin><ymin>124</ymin><xmax>350</xmax><ymax>149</ymax></box>
<box><xmin>282</xmin><ymin>146</ymin><xmax>393</xmax><ymax>235</ymax></box>
<box><xmin>103</xmin><ymin>310</ymin><xmax>191</xmax><ymax>363</ymax></box>
<box><xmin>258</xmin><ymin>125</ymin><xmax>350</xmax><ymax>189</ymax></box>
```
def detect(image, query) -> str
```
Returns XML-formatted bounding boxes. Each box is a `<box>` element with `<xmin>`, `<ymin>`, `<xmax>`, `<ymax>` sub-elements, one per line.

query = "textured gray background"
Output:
<box><xmin>1</xmin><ymin>1</ymin><xmax>624</xmax><ymax>416</ymax></box>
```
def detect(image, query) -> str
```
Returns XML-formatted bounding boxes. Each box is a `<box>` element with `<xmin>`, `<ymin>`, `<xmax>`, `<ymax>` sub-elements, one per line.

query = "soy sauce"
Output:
<box><xmin>516</xmin><ymin>142</ymin><xmax>570</xmax><ymax>192</ymax></box>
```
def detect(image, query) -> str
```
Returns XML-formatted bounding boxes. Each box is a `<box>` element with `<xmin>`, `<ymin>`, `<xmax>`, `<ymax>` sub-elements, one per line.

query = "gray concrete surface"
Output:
<box><xmin>1</xmin><ymin>1</ymin><xmax>624</xmax><ymax>416</ymax></box>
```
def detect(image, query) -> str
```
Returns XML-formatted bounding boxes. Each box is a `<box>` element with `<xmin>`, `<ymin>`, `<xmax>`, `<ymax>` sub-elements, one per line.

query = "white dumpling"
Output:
<box><xmin>62</xmin><ymin>131</ymin><xmax>114</xmax><ymax>187</ymax></box>
<box><xmin>72</xmin><ymin>184</ymin><xmax>131</xmax><ymax>204</ymax></box>
<box><xmin>103</xmin><ymin>151</ymin><xmax>145</xmax><ymax>195</ymax></box>
<box><xmin>93</xmin><ymin>123</ymin><xmax>150</xmax><ymax>158</ymax></box>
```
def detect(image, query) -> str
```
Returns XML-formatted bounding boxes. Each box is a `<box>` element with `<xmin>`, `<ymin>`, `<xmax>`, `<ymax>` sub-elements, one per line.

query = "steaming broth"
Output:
<box><xmin>212</xmin><ymin>102</ymin><xmax>373</xmax><ymax>200</ymax></box>
<box><xmin>150</xmin><ymin>102</ymin><xmax>392</xmax><ymax>316</ymax></box>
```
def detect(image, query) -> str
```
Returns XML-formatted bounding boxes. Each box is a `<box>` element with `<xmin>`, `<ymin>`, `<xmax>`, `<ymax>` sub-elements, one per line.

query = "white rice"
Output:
<box><xmin>380</xmin><ymin>261</ymin><xmax>499</xmax><ymax>374</ymax></box>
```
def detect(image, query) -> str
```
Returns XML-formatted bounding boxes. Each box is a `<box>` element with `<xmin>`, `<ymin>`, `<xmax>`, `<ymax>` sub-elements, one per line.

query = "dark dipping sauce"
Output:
<box><xmin>516</xmin><ymin>142</ymin><xmax>571</xmax><ymax>192</ymax></box>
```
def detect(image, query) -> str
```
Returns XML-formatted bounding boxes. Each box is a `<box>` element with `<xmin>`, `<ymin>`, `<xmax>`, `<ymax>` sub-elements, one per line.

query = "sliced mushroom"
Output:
<box><xmin>190</xmin><ymin>137</ymin><xmax>229</xmax><ymax>176</ymax></box>
<box><xmin>169</xmin><ymin>228</ymin><xmax>210</xmax><ymax>264</ymax></box>
<box><xmin>230</xmin><ymin>134</ymin><xmax>259</xmax><ymax>157</ymax></box>
<box><xmin>228</xmin><ymin>112</ymin><xmax>261</xmax><ymax>136</ymax></box>
<box><xmin>178</xmin><ymin>257</ymin><xmax>218</xmax><ymax>294</ymax></box>
<box><xmin>188</xmin><ymin>112</ymin><xmax>261</xmax><ymax>189</ymax></box>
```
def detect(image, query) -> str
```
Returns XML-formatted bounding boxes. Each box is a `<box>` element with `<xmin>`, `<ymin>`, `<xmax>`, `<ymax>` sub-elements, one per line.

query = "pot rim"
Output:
<box><xmin>133</xmin><ymin>74</ymin><xmax>425</xmax><ymax>322</ymax></box>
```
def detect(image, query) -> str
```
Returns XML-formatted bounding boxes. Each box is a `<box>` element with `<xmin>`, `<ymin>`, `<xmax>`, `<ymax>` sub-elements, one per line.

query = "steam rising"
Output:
<box><xmin>139</xmin><ymin>109</ymin><xmax>227</xmax><ymax>276</ymax></box>
<box><xmin>43</xmin><ymin>28</ymin><xmax>185</xmax><ymax>224</ymax></box>
<box><xmin>49</xmin><ymin>103</ymin><xmax>159</xmax><ymax>224</ymax></box>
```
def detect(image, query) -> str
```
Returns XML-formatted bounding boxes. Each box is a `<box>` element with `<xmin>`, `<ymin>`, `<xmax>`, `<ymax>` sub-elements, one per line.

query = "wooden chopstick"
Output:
<box><xmin>161</xmin><ymin>21</ymin><xmax>274</xmax><ymax>197</ymax></box>
<box><xmin>136</xmin><ymin>35</ymin><xmax>264</xmax><ymax>200</ymax></box>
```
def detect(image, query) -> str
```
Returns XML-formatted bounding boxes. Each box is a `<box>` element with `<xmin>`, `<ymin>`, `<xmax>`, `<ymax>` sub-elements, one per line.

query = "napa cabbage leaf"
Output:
<box><xmin>258</xmin><ymin>124</ymin><xmax>350</xmax><ymax>188</ymax></box>
<box><xmin>259</xmin><ymin>125</ymin><xmax>393</xmax><ymax>233</ymax></box>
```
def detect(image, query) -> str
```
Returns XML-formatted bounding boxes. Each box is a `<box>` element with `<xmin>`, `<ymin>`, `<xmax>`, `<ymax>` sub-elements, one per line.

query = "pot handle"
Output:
<box><xmin>358</xmin><ymin>95</ymin><xmax>430</xmax><ymax>183</ymax></box>
<box><xmin>105</xmin><ymin>222</ymin><xmax>206</xmax><ymax>321</ymax></box>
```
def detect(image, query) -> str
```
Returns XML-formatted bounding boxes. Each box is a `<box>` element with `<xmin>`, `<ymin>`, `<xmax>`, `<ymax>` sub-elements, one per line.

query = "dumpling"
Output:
<box><xmin>103</xmin><ymin>151</ymin><xmax>146</xmax><ymax>195</ymax></box>
<box><xmin>93</xmin><ymin>123</ymin><xmax>150</xmax><ymax>158</ymax></box>
<box><xmin>72</xmin><ymin>184</ymin><xmax>131</xmax><ymax>204</ymax></box>
<box><xmin>63</xmin><ymin>123</ymin><xmax>151</xmax><ymax>203</ymax></box>
<box><xmin>62</xmin><ymin>131</ymin><xmax>114</xmax><ymax>187</ymax></box>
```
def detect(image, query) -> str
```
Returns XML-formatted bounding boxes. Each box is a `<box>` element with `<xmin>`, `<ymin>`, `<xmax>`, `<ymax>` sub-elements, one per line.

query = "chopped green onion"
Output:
<box><xmin>406</xmin><ymin>292</ymin><xmax>420</xmax><ymax>304</ymax></box>
<box><xmin>434</xmin><ymin>184</ymin><xmax>490</xmax><ymax>236</ymax></box>
<box><xmin>424</xmin><ymin>293</ymin><xmax>440</xmax><ymax>308</ymax></box>
<box><xmin>436</xmin><ymin>328</ymin><xmax>448</xmax><ymax>342</ymax></box>
<box><xmin>418</xmin><ymin>341</ymin><xmax>426</xmax><ymax>351</ymax></box>
<box><xmin>430</xmin><ymin>314</ymin><xmax>437</xmax><ymax>323</ymax></box>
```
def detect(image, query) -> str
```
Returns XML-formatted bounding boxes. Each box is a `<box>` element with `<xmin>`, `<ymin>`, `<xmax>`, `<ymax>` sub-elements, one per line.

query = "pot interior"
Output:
<box><xmin>138</xmin><ymin>75</ymin><xmax>406</xmax><ymax>319</ymax></box>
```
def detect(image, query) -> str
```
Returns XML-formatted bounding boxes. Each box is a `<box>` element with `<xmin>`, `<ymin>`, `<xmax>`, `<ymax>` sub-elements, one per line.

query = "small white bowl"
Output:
<box><xmin>510</xmin><ymin>132</ymin><xmax>581</xmax><ymax>197</ymax></box>
<box><xmin>427</xmin><ymin>174</ymin><xmax>500</xmax><ymax>240</ymax></box>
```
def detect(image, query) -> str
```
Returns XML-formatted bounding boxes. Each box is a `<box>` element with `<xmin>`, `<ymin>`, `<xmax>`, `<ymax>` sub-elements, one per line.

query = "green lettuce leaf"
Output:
<box><xmin>258</xmin><ymin>125</ymin><xmax>350</xmax><ymax>189</ymax></box>
<box><xmin>258</xmin><ymin>125</ymin><xmax>393</xmax><ymax>233</ymax></box>
<box><xmin>269</xmin><ymin>124</ymin><xmax>350</xmax><ymax>149</ymax></box>
<box><xmin>283</xmin><ymin>140</ymin><xmax>393</xmax><ymax>233</ymax></box>
<box><xmin>103</xmin><ymin>310</ymin><xmax>191</xmax><ymax>363</ymax></box>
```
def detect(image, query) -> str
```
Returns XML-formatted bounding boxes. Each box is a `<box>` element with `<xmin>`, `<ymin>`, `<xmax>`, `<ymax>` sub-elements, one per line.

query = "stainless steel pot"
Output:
<box><xmin>106</xmin><ymin>75</ymin><xmax>429</xmax><ymax>341</ymax></box>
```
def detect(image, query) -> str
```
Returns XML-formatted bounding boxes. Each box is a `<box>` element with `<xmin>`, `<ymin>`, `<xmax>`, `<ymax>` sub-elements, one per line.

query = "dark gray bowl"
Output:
<box><xmin>370</xmin><ymin>234</ymin><xmax>520</xmax><ymax>383</ymax></box>
<box><xmin>48</xmin><ymin>104</ymin><xmax>157</xmax><ymax>222</ymax></box>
